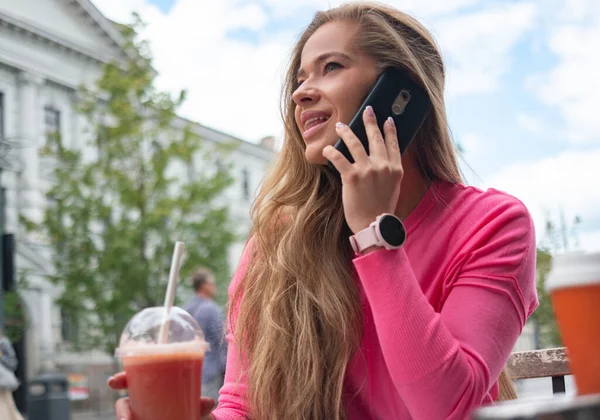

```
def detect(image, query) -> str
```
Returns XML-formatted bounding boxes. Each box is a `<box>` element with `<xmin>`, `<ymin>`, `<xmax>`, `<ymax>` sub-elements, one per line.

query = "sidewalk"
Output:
<box><xmin>72</xmin><ymin>411</ymin><xmax>116</xmax><ymax>420</ymax></box>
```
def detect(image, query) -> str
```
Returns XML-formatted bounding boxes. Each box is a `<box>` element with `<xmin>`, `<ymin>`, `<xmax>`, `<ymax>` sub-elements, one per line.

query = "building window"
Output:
<box><xmin>0</xmin><ymin>91</ymin><xmax>8</xmax><ymax>171</ymax></box>
<box><xmin>187</xmin><ymin>161</ymin><xmax>195</xmax><ymax>183</ymax></box>
<box><xmin>60</xmin><ymin>307</ymin><xmax>79</xmax><ymax>344</ymax></box>
<box><xmin>216</xmin><ymin>157</ymin><xmax>224</xmax><ymax>172</ymax></box>
<box><xmin>96</xmin><ymin>125</ymin><xmax>109</xmax><ymax>158</ymax></box>
<box><xmin>47</xmin><ymin>194</ymin><xmax>58</xmax><ymax>211</ymax></box>
<box><xmin>0</xmin><ymin>92</ymin><xmax>4</xmax><ymax>141</ymax></box>
<box><xmin>242</xmin><ymin>168</ymin><xmax>250</xmax><ymax>200</ymax></box>
<box><xmin>44</xmin><ymin>106</ymin><xmax>61</xmax><ymax>144</ymax></box>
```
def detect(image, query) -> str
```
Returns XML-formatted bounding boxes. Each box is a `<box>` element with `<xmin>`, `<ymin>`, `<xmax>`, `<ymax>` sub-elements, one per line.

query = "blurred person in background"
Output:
<box><xmin>183</xmin><ymin>268</ymin><xmax>227</xmax><ymax>402</ymax></box>
<box><xmin>111</xmin><ymin>2</ymin><xmax>538</xmax><ymax>418</ymax></box>
<box><xmin>0</xmin><ymin>329</ymin><xmax>23</xmax><ymax>420</ymax></box>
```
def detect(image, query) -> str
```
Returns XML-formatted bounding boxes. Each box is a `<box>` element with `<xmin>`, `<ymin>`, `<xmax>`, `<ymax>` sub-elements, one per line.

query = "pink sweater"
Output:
<box><xmin>212</xmin><ymin>181</ymin><xmax>539</xmax><ymax>420</ymax></box>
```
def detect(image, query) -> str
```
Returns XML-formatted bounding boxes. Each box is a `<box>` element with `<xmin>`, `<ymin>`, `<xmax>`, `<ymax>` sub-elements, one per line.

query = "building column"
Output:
<box><xmin>39</xmin><ymin>293</ymin><xmax>55</xmax><ymax>364</ymax></box>
<box><xmin>17</xmin><ymin>71</ymin><xmax>44</xmax><ymax>227</ymax></box>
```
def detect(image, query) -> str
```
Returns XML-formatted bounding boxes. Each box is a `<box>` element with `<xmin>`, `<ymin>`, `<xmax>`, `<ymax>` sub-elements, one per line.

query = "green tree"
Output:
<box><xmin>531</xmin><ymin>210</ymin><xmax>582</xmax><ymax>348</ymax></box>
<box><xmin>2</xmin><ymin>290</ymin><xmax>27</xmax><ymax>343</ymax></box>
<box><xmin>24</xmin><ymin>15</ymin><xmax>236</xmax><ymax>354</ymax></box>
<box><xmin>531</xmin><ymin>248</ymin><xmax>559</xmax><ymax>348</ymax></box>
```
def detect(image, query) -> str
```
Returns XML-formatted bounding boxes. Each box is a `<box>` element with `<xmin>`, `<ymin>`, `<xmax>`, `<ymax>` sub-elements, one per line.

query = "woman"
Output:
<box><xmin>0</xmin><ymin>330</ymin><xmax>24</xmax><ymax>420</ymax></box>
<box><xmin>110</xmin><ymin>2</ymin><xmax>538</xmax><ymax>419</ymax></box>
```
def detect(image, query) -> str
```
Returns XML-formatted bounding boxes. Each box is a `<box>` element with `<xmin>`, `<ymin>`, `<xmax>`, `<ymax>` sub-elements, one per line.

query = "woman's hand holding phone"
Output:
<box><xmin>323</xmin><ymin>105</ymin><xmax>403</xmax><ymax>235</ymax></box>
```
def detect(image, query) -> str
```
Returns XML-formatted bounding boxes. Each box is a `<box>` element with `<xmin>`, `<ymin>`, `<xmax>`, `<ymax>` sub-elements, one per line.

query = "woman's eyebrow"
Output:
<box><xmin>297</xmin><ymin>51</ymin><xmax>353</xmax><ymax>79</ymax></box>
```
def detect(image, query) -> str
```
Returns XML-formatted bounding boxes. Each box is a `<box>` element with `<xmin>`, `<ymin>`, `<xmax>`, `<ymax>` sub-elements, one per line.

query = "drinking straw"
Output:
<box><xmin>158</xmin><ymin>241</ymin><xmax>185</xmax><ymax>344</ymax></box>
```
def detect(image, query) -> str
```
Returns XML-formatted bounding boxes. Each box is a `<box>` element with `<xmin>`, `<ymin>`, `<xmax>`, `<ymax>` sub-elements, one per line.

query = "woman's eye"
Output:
<box><xmin>295</xmin><ymin>62</ymin><xmax>341</xmax><ymax>88</ymax></box>
<box><xmin>325</xmin><ymin>62</ymin><xmax>342</xmax><ymax>73</ymax></box>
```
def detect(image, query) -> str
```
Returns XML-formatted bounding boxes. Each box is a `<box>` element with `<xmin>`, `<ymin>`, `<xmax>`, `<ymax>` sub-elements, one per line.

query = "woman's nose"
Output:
<box><xmin>292</xmin><ymin>82</ymin><xmax>321</xmax><ymax>106</ymax></box>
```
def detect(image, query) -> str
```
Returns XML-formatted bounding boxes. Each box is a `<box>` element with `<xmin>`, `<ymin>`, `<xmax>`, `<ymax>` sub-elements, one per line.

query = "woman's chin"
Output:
<box><xmin>304</xmin><ymin>141</ymin><xmax>332</xmax><ymax>165</ymax></box>
<box><xmin>304</xmin><ymin>148</ymin><xmax>328</xmax><ymax>165</ymax></box>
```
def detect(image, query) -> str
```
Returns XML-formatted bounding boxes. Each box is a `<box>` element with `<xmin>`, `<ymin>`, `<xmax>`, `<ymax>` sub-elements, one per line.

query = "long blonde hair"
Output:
<box><xmin>231</xmin><ymin>3</ymin><xmax>514</xmax><ymax>419</ymax></box>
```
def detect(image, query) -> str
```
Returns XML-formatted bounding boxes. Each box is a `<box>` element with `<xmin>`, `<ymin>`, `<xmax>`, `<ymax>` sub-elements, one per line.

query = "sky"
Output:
<box><xmin>92</xmin><ymin>0</ymin><xmax>600</xmax><ymax>252</ymax></box>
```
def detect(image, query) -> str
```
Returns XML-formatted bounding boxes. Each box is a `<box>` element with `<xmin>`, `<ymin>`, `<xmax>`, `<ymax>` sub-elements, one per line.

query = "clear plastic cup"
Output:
<box><xmin>116</xmin><ymin>306</ymin><xmax>209</xmax><ymax>420</ymax></box>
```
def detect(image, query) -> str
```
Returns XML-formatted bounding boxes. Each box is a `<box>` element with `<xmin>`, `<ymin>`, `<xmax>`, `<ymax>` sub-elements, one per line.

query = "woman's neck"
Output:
<box><xmin>394</xmin><ymin>152</ymin><xmax>430</xmax><ymax>221</ymax></box>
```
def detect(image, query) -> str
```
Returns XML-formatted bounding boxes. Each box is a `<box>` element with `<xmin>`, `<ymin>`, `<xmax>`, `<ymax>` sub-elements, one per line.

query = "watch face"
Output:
<box><xmin>379</xmin><ymin>214</ymin><xmax>406</xmax><ymax>247</ymax></box>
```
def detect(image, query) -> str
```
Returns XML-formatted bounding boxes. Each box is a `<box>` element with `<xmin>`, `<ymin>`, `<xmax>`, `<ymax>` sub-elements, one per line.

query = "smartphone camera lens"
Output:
<box><xmin>392</xmin><ymin>89</ymin><xmax>411</xmax><ymax>115</ymax></box>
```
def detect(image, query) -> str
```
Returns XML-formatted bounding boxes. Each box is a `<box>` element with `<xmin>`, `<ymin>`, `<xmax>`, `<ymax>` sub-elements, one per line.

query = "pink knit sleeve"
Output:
<box><xmin>352</xmin><ymin>197</ymin><xmax>538</xmax><ymax>419</ymax></box>
<box><xmin>211</xmin><ymin>240</ymin><xmax>253</xmax><ymax>420</ymax></box>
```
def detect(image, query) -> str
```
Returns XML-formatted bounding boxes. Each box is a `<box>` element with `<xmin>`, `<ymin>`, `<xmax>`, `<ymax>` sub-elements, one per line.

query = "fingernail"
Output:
<box><xmin>387</xmin><ymin>116</ymin><xmax>395</xmax><ymax>128</ymax></box>
<box><xmin>365</xmin><ymin>106</ymin><xmax>375</xmax><ymax>117</ymax></box>
<box><xmin>335</xmin><ymin>122</ymin><xmax>345</xmax><ymax>129</ymax></box>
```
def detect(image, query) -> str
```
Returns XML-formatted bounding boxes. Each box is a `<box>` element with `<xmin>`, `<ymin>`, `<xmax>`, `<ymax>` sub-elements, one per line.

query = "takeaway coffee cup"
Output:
<box><xmin>545</xmin><ymin>252</ymin><xmax>600</xmax><ymax>395</ymax></box>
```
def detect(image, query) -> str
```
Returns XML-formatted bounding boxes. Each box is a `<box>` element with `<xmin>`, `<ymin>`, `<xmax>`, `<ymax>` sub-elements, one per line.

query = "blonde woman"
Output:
<box><xmin>0</xmin><ymin>330</ymin><xmax>23</xmax><ymax>420</ymax></box>
<box><xmin>110</xmin><ymin>2</ymin><xmax>537</xmax><ymax>419</ymax></box>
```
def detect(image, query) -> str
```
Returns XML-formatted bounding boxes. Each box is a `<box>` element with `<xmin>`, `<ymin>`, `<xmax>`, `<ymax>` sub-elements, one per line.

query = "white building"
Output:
<box><xmin>0</xmin><ymin>0</ymin><xmax>273</xmax><ymax>408</ymax></box>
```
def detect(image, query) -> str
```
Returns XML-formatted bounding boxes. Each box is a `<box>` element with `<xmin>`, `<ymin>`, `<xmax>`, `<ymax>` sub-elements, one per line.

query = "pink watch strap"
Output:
<box><xmin>350</xmin><ymin>224</ymin><xmax>380</xmax><ymax>254</ymax></box>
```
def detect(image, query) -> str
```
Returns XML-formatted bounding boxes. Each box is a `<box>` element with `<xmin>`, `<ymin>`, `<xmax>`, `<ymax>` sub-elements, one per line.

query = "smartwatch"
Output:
<box><xmin>349</xmin><ymin>213</ymin><xmax>406</xmax><ymax>255</ymax></box>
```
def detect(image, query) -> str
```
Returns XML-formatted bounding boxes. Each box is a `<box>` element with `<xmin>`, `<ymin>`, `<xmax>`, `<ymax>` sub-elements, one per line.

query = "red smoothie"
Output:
<box><xmin>122</xmin><ymin>343</ymin><xmax>205</xmax><ymax>420</ymax></box>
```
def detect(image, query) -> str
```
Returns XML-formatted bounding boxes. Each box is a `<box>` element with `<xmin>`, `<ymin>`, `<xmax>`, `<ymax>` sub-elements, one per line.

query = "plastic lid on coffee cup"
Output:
<box><xmin>115</xmin><ymin>306</ymin><xmax>209</xmax><ymax>358</ymax></box>
<box><xmin>545</xmin><ymin>251</ymin><xmax>600</xmax><ymax>293</ymax></box>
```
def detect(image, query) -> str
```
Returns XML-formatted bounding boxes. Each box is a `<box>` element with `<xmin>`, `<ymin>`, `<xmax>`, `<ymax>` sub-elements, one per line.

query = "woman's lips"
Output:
<box><xmin>303</xmin><ymin>117</ymin><xmax>330</xmax><ymax>140</ymax></box>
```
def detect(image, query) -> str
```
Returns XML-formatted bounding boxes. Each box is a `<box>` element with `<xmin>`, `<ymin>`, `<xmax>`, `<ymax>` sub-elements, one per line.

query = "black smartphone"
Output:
<box><xmin>327</xmin><ymin>67</ymin><xmax>432</xmax><ymax>173</ymax></box>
